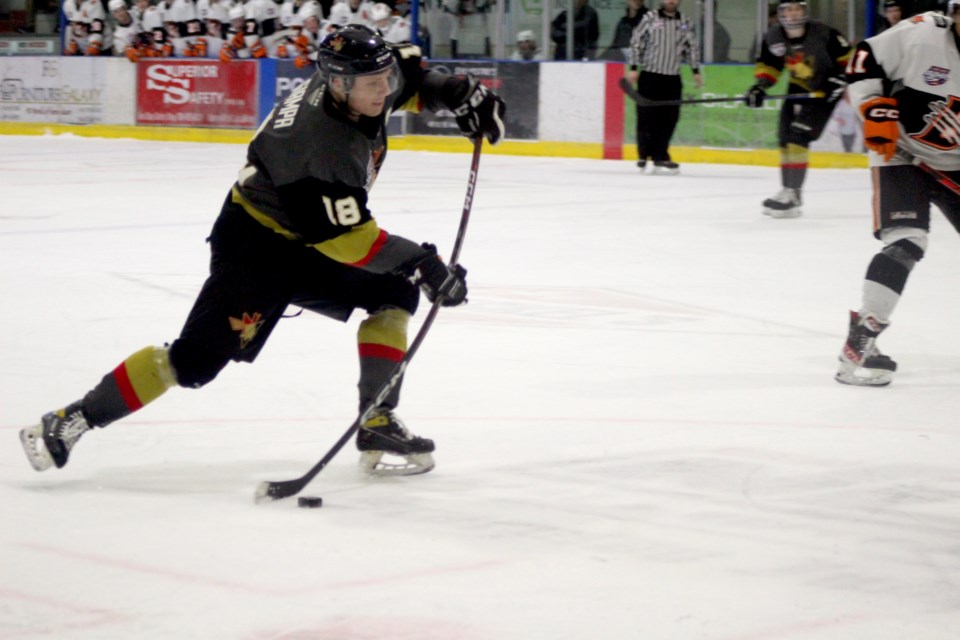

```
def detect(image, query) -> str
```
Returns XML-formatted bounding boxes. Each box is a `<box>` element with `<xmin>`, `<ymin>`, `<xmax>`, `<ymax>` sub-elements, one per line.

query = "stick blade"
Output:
<box><xmin>254</xmin><ymin>479</ymin><xmax>302</xmax><ymax>504</ymax></box>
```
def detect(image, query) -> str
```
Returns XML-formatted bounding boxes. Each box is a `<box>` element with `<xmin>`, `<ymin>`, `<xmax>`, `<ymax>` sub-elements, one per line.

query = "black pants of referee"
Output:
<box><xmin>635</xmin><ymin>71</ymin><xmax>682</xmax><ymax>163</ymax></box>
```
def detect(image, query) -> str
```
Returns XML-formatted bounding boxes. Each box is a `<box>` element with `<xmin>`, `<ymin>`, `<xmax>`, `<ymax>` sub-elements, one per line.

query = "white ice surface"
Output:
<box><xmin>3</xmin><ymin>135</ymin><xmax>960</xmax><ymax>639</ymax></box>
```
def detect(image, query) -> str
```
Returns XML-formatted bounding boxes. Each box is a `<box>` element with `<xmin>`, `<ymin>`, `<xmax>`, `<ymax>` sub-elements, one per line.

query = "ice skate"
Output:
<box><xmin>653</xmin><ymin>160</ymin><xmax>680</xmax><ymax>175</ymax></box>
<box><xmin>762</xmin><ymin>188</ymin><xmax>802</xmax><ymax>218</ymax></box>
<box><xmin>357</xmin><ymin>409</ymin><xmax>435</xmax><ymax>476</ymax></box>
<box><xmin>20</xmin><ymin>402</ymin><xmax>91</xmax><ymax>471</ymax></box>
<box><xmin>835</xmin><ymin>311</ymin><xmax>897</xmax><ymax>387</ymax></box>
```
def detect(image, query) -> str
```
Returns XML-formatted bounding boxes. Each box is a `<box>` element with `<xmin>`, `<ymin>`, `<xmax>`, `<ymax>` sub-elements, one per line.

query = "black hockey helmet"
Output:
<box><xmin>316</xmin><ymin>24</ymin><xmax>398</xmax><ymax>92</ymax></box>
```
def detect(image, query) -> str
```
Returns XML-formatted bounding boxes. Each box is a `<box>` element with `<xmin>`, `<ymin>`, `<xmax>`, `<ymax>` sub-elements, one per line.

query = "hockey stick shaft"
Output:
<box><xmin>618</xmin><ymin>77</ymin><xmax>823</xmax><ymax>107</ymax></box>
<box><xmin>895</xmin><ymin>148</ymin><xmax>960</xmax><ymax>196</ymax></box>
<box><xmin>914</xmin><ymin>161</ymin><xmax>960</xmax><ymax>196</ymax></box>
<box><xmin>254</xmin><ymin>137</ymin><xmax>483</xmax><ymax>504</ymax></box>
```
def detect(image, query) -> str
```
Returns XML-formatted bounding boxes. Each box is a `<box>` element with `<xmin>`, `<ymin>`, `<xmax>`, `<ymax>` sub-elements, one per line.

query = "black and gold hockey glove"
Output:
<box><xmin>745</xmin><ymin>83</ymin><xmax>767</xmax><ymax>108</ymax></box>
<box><xmin>402</xmin><ymin>244</ymin><xmax>468</xmax><ymax>307</ymax></box>
<box><xmin>452</xmin><ymin>77</ymin><xmax>506</xmax><ymax>145</ymax></box>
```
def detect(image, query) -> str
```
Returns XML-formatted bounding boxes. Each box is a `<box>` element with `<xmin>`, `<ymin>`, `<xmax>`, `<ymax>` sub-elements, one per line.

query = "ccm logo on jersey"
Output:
<box><xmin>865</xmin><ymin>106</ymin><xmax>899</xmax><ymax>120</ymax></box>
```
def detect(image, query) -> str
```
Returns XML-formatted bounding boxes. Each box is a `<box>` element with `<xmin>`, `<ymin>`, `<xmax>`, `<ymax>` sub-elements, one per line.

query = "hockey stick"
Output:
<box><xmin>618</xmin><ymin>77</ymin><xmax>823</xmax><ymax>107</ymax></box>
<box><xmin>253</xmin><ymin>137</ymin><xmax>483</xmax><ymax>504</ymax></box>
<box><xmin>897</xmin><ymin>150</ymin><xmax>960</xmax><ymax>196</ymax></box>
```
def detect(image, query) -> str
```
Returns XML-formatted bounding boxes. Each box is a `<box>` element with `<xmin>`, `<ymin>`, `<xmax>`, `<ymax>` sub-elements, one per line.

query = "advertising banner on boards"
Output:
<box><xmin>136</xmin><ymin>60</ymin><xmax>258</xmax><ymax>128</ymax></box>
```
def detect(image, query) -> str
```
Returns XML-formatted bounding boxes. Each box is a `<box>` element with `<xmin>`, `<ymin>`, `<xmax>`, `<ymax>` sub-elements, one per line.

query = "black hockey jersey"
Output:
<box><xmin>847</xmin><ymin>12</ymin><xmax>960</xmax><ymax>171</ymax></box>
<box><xmin>233</xmin><ymin>43</ymin><xmax>461</xmax><ymax>274</ymax></box>
<box><xmin>755</xmin><ymin>20</ymin><xmax>852</xmax><ymax>94</ymax></box>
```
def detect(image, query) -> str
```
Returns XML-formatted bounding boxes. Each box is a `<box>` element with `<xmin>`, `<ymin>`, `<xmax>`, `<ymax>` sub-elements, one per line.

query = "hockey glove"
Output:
<box><xmin>403</xmin><ymin>244</ymin><xmax>468</xmax><ymax>307</ymax></box>
<box><xmin>745</xmin><ymin>84</ymin><xmax>766</xmax><ymax>108</ymax></box>
<box><xmin>861</xmin><ymin>96</ymin><xmax>899</xmax><ymax>161</ymax></box>
<box><xmin>453</xmin><ymin>78</ymin><xmax>506</xmax><ymax>145</ymax></box>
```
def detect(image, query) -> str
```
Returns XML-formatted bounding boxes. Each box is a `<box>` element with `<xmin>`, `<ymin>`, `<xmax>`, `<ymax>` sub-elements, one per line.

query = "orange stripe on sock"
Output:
<box><xmin>113</xmin><ymin>362</ymin><xmax>144</xmax><ymax>411</ymax></box>
<box><xmin>358</xmin><ymin>343</ymin><xmax>405</xmax><ymax>362</ymax></box>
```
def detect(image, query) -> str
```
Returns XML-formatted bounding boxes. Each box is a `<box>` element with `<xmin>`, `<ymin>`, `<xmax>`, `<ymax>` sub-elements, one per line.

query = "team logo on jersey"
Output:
<box><xmin>923</xmin><ymin>66</ymin><xmax>950</xmax><ymax>86</ymax></box>
<box><xmin>229</xmin><ymin>311</ymin><xmax>265</xmax><ymax>349</ymax></box>
<box><xmin>910</xmin><ymin>96</ymin><xmax>960</xmax><ymax>151</ymax></box>
<box><xmin>785</xmin><ymin>53</ymin><xmax>814</xmax><ymax>81</ymax></box>
<box><xmin>769</xmin><ymin>43</ymin><xmax>787</xmax><ymax>57</ymax></box>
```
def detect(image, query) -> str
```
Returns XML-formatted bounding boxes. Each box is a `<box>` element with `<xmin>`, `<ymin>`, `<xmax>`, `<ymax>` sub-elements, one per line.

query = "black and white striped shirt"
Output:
<box><xmin>629</xmin><ymin>9</ymin><xmax>700</xmax><ymax>76</ymax></box>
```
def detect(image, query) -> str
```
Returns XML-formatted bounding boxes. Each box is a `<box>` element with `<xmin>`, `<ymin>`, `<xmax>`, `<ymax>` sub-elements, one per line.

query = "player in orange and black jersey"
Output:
<box><xmin>20</xmin><ymin>25</ymin><xmax>506</xmax><ymax>479</ymax></box>
<box><xmin>744</xmin><ymin>0</ymin><xmax>853</xmax><ymax>218</ymax></box>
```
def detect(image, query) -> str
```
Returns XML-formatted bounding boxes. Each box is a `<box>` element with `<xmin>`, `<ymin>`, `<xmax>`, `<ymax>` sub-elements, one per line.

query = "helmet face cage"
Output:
<box><xmin>777</xmin><ymin>1</ymin><xmax>808</xmax><ymax>29</ymax></box>
<box><xmin>317</xmin><ymin>25</ymin><xmax>399</xmax><ymax>95</ymax></box>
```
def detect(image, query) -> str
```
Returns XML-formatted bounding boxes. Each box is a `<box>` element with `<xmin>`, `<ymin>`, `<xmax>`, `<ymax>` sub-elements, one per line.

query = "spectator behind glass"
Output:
<box><xmin>599</xmin><ymin>0</ymin><xmax>647</xmax><ymax>62</ymax></box>
<box><xmin>511</xmin><ymin>29</ymin><xmax>545</xmax><ymax>60</ymax></box>
<box><xmin>710</xmin><ymin>17</ymin><xmax>730</xmax><ymax>62</ymax></box>
<box><xmin>444</xmin><ymin>0</ymin><xmax>491</xmax><ymax>59</ymax></box>
<box><xmin>550</xmin><ymin>0</ymin><xmax>599</xmax><ymax>60</ymax></box>
<box><xmin>748</xmin><ymin>5</ymin><xmax>778</xmax><ymax>62</ymax></box>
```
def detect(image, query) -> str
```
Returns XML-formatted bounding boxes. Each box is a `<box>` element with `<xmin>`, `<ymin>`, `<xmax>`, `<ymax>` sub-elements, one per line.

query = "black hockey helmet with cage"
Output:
<box><xmin>316</xmin><ymin>24</ymin><xmax>397</xmax><ymax>92</ymax></box>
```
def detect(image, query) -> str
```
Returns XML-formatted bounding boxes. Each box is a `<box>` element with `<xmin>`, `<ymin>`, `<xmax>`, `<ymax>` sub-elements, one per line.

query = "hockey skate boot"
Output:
<box><xmin>653</xmin><ymin>160</ymin><xmax>680</xmax><ymax>175</ymax></box>
<box><xmin>20</xmin><ymin>402</ymin><xmax>91</xmax><ymax>471</ymax></box>
<box><xmin>357</xmin><ymin>409</ymin><xmax>435</xmax><ymax>476</ymax></box>
<box><xmin>835</xmin><ymin>311</ymin><xmax>897</xmax><ymax>387</ymax></box>
<box><xmin>762</xmin><ymin>188</ymin><xmax>802</xmax><ymax>218</ymax></box>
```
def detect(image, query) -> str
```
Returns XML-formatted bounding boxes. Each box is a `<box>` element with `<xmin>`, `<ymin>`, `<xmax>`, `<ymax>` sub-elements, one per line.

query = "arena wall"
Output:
<box><xmin>0</xmin><ymin>57</ymin><xmax>866</xmax><ymax>168</ymax></box>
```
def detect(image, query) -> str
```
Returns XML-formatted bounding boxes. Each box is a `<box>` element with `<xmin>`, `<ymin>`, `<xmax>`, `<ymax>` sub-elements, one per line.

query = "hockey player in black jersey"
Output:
<box><xmin>836</xmin><ymin>3</ymin><xmax>960</xmax><ymax>386</ymax></box>
<box><xmin>20</xmin><ymin>25</ymin><xmax>506</xmax><ymax>477</ymax></box>
<box><xmin>744</xmin><ymin>0</ymin><xmax>853</xmax><ymax>218</ymax></box>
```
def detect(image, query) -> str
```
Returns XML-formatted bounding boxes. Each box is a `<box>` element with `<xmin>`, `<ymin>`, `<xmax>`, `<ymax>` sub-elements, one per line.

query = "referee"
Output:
<box><xmin>627</xmin><ymin>0</ymin><xmax>702</xmax><ymax>174</ymax></box>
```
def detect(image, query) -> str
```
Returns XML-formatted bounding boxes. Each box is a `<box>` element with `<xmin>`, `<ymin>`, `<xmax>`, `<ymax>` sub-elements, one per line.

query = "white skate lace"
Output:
<box><xmin>57</xmin><ymin>413</ymin><xmax>90</xmax><ymax>448</ymax></box>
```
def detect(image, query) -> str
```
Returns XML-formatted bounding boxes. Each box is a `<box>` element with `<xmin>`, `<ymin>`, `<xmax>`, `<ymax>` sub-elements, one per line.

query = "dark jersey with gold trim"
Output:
<box><xmin>847</xmin><ymin>12</ymin><xmax>960</xmax><ymax>171</ymax></box>
<box><xmin>755</xmin><ymin>21</ymin><xmax>852</xmax><ymax>93</ymax></box>
<box><xmin>233</xmin><ymin>43</ymin><xmax>453</xmax><ymax>274</ymax></box>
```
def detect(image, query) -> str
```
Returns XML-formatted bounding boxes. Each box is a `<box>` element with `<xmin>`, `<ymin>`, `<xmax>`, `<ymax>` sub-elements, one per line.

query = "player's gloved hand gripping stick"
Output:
<box><xmin>254</xmin><ymin>137</ymin><xmax>484</xmax><ymax>504</ymax></box>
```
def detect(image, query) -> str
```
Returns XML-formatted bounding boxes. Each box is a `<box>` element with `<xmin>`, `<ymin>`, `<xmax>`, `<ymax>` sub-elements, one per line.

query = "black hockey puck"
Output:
<box><xmin>298</xmin><ymin>496</ymin><xmax>323</xmax><ymax>508</ymax></box>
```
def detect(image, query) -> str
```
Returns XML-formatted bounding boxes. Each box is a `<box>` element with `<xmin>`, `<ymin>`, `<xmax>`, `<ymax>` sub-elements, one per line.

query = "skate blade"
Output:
<box><xmin>835</xmin><ymin>363</ymin><xmax>893</xmax><ymax>387</ymax></box>
<box><xmin>359</xmin><ymin>451</ymin><xmax>435</xmax><ymax>477</ymax></box>
<box><xmin>763</xmin><ymin>207</ymin><xmax>802</xmax><ymax>219</ymax></box>
<box><xmin>652</xmin><ymin>167</ymin><xmax>679</xmax><ymax>176</ymax></box>
<box><xmin>19</xmin><ymin>423</ymin><xmax>54</xmax><ymax>472</ymax></box>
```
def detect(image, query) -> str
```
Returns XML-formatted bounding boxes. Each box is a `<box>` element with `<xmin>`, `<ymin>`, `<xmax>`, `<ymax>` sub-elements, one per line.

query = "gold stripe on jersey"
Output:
<box><xmin>232</xmin><ymin>185</ymin><xmax>386</xmax><ymax>265</ymax></box>
<box><xmin>755</xmin><ymin>63</ymin><xmax>781</xmax><ymax>84</ymax></box>
<box><xmin>308</xmin><ymin>219</ymin><xmax>383</xmax><ymax>264</ymax></box>
<box><xmin>231</xmin><ymin>186</ymin><xmax>299</xmax><ymax>241</ymax></box>
<box><xmin>397</xmin><ymin>94</ymin><xmax>422</xmax><ymax>113</ymax></box>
